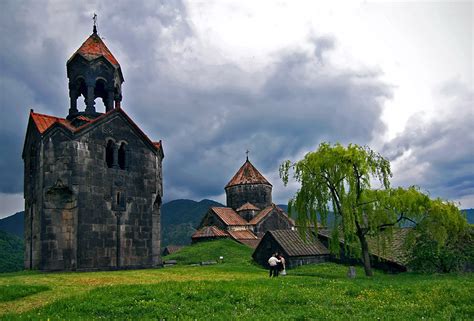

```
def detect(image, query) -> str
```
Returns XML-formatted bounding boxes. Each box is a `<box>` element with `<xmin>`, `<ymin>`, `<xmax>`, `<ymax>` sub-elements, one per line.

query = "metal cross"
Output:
<box><xmin>246</xmin><ymin>149</ymin><xmax>250</xmax><ymax>161</ymax></box>
<box><xmin>92</xmin><ymin>13</ymin><xmax>98</xmax><ymax>33</ymax></box>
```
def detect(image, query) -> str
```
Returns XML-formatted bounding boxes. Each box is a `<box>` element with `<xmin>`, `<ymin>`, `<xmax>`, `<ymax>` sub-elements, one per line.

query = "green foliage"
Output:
<box><xmin>280</xmin><ymin>143</ymin><xmax>391</xmax><ymax>233</ymax></box>
<box><xmin>0</xmin><ymin>284</ymin><xmax>49</xmax><ymax>302</ymax></box>
<box><xmin>164</xmin><ymin>239</ymin><xmax>254</xmax><ymax>266</ymax></box>
<box><xmin>280</xmin><ymin>143</ymin><xmax>392</xmax><ymax>275</ymax></box>
<box><xmin>0</xmin><ymin>231</ymin><xmax>24</xmax><ymax>273</ymax></box>
<box><xmin>2</xmin><ymin>263</ymin><xmax>473</xmax><ymax>320</ymax></box>
<box><xmin>407</xmin><ymin>225</ymin><xmax>473</xmax><ymax>273</ymax></box>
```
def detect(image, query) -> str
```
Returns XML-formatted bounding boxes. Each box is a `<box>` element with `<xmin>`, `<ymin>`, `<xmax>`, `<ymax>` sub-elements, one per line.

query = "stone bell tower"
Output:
<box><xmin>66</xmin><ymin>23</ymin><xmax>124</xmax><ymax>119</ymax></box>
<box><xmin>22</xmin><ymin>19</ymin><xmax>164</xmax><ymax>271</ymax></box>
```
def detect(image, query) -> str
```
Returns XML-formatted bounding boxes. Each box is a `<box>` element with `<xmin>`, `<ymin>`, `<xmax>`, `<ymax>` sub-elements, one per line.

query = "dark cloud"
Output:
<box><xmin>0</xmin><ymin>1</ymin><xmax>391</xmax><ymax>203</ymax></box>
<box><xmin>384</xmin><ymin>82</ymin><xmax>474</xmax><ymax>204</ymax></box>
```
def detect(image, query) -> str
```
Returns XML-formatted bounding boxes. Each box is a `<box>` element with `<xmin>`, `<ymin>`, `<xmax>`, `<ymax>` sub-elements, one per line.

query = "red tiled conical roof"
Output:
<box><xmin>68</xmin><ymin>32</ymin><xmax>120</xmax><ymax>66</ymax></box>
<box><xmin>225</xmin><ymin>160</ymin><xmax>272</xmax><ymax>188</ymax></box>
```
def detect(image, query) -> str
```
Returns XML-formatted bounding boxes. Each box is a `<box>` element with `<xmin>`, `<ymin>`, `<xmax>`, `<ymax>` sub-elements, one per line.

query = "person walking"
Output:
<box><xmin>268</xmin><ymin>253</ymin><xmax>280</xmax><ymax>277</ymax></box>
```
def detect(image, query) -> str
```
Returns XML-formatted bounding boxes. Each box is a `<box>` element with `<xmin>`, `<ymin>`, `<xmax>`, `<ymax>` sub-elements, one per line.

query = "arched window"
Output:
<box><xmin>118</xmin><ymin>142</ymin><xmax>126</xmax><ymax>170</ymax></box>
<box><xmin>106</xmin><ymin>140</ymin><xmax>114</xmax><ymax>168</ymax></box>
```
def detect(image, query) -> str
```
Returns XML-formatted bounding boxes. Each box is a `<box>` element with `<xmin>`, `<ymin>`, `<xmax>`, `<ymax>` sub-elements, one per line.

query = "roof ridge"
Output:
<box><xmin>225</xmin><ymin>160</ymin><xmax>272</xmax><ymax>188</ymax></box>
<box><xmin>69</xmin><ymin>32</ymin><xmax>120</xmax><ymax>66</ymax></box>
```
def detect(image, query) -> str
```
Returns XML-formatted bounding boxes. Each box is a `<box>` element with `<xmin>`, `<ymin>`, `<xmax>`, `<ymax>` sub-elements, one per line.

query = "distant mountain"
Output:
<box><xmin>0</xmin><ymin>211</ymin><xmax>24</xmax><ymax>237</ymax></box>
<box><xmin>461</xmin><ymin>209</ymin><xmax>474</xmax><ymax>224</ymax></box>
<box><xmin>0</xmin><ymin>230</ymin><xmax>24</xmax><ymax>272</ymax></box>
<box><xmin>161</xmin><ymin>199</ymin><xmax>223</xmax><ymax>247</ymax></box>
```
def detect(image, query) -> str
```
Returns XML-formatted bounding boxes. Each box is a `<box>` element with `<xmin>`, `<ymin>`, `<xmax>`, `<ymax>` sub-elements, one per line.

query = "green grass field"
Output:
<box><xmin>0</xmin><ymin>239</ymin><xmax>473</xmax><ymax>320</ymax></box>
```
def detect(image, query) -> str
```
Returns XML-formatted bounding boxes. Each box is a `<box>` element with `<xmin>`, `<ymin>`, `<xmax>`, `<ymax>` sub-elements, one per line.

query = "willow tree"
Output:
<box><xmin>280</xmin><ymin>143</ymin><xmax>392</xmax><ymax>276</ymax></box>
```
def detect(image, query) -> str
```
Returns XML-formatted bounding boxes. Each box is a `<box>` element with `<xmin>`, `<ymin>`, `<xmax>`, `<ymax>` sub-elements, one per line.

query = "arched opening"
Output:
<box><xmin>94</xmin><ymin>79</ymin><xmax>107</xmax><ymax>110</ymax></box>
<box><xmin>118</xmin><ymin>142</ymin><xmax>126</xmax><ymax>170</ymax></box>
<box><xmin>106</xmin><ymin>140</ymin><xmax>115</xmax><ymax>168</ymax></box>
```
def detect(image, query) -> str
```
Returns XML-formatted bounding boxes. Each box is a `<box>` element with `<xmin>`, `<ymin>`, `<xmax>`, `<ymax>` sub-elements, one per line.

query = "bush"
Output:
<box><xmin>407</xmin><ymin>226</ymin><xmax>474</xmax><ymax>273</ymax></box>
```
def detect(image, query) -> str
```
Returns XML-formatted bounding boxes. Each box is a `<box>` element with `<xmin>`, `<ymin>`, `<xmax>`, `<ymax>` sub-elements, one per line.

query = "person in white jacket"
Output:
<box><xmin>268</xmin><ymin>253</ymin><xmax>281</xmax><ymax>277</ymax></box>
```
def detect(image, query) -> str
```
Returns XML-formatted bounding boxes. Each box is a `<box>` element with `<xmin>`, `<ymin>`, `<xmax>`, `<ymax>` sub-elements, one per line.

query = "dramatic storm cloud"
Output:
<box><xmin>0</xmin><ymin>1</ymin><xmax>472</xmax><ymax>217</ymax></box>
<box><xmin>384</xmin><ymin>82</ymin><xmax>474</xmax><ymax>206</ymax></box>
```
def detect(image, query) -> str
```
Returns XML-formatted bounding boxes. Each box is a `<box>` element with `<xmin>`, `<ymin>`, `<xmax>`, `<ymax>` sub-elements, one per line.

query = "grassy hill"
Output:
<box><xmin>0</xmin><ymin>239</ymin><xmax>472</xmax><ymax>320</ymax></box>
<box><xmin>0</xmin><ymin>231</ymin><xmax>24</xmax><ymax>273</ymax></box>
<box><xmin>164</xmin><ymin>238</ymin><xmax>254</xmax><ymax>265</ymax></box>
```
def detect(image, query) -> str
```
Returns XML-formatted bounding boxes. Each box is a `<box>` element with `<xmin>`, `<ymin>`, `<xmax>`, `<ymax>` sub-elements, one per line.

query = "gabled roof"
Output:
<box><xmin>249</xmin><ymin>206</ymin><xmax>274</xmax><ymax>224</ymax></box>
<box><xmin>26</xmin><ymin>109</ymin><xmax>163</xmax><ymax>156</ymax></box>
<box><xmin>68</xmin><ymin>32</ymin><xmax>120</xmax><ymax>67</ymax></box>
<box><xmin>30</xmin><ymin>112</ymin><xmax>75</xmax><ymax>134</ymax></box>
<box><xmin>225</xmin><ymin>160</ymin><xmax>272</xmax><ymax>188</ymax></box>
<box><xmin>227</xmin><ymin>230</ymin><xmax>258</xmax><ymax>240</ymax></box>
<box><xmin>192</xmin><ymin>226</ymin><xmax>228</xmax><ymax>239</ymax></box>
<box><xmin>211</xmin><ymin>207</ymin><xmax>249</xmax><ymax>226</ymax></box>
<box><xmin>228</xmin><ymin>230</ymin><xmax>260</xmax><ymax>249</ymax></box>
<box><xmin>266</xmin><ymin>230</ymin><xmax>329</xmax><ymax>257</ymax></box>
<box><xmin>236</xmin><ymin>202</ymin><xmax>260</xmax><ymax>212</ymax></box>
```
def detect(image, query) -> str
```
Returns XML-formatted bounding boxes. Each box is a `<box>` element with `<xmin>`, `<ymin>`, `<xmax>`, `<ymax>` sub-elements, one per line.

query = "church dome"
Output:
<box><xmin>225</xmin><ymin>159</ymin><xmax>272</xmax><ymax>211</ymax></box>
<box><xmin>225</xmin><ymin>160</ymin><xmax>272</xmax><ymax>188</ymax></box>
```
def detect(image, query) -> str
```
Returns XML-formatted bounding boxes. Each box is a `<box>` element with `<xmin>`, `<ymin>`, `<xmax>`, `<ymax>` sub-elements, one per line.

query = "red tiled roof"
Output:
<box><xmin>249</xmin><ymin>204</ymin><xmax>295</xmax><ymax>226</ymax></box>
<box><xmin>30</xmin><ymin>112</ymin><xmax>74</xmax><ymax>134</ymax></box>
<box><xmin>192</xmin><ymin>226</ymin><xmax>228</xmax><ymax>239</ymax></box>
<box><xmin>236</xmin><ymin>202</ymin><xmax>260</xmax><ymax>212</ymax></box>
<box><xmin>225</xmin><ymin>160</ymin><xmax>272</xmax><ymax>188</ymax></box>
<box><xmin>211</xmin><ymin>207</ymin><xmax>249</xmax><ymax>226</ymax></box>
<box><xmin>69</xmin><ymin>33</ymin><xmax>120</xmax><ymax>66</ymax></box>
<box><xmin>228</xmin><ymin>229</ymin><xmax>258</xmax><ymax>240</ymax></box>
<box><xmin>249</xmin><ymin>206</ymin><xmax>274</xmax><ymax>225</ymax></box>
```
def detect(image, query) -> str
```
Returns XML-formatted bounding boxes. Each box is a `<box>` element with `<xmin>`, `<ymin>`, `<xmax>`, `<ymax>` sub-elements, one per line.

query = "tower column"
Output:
<box><xmin>106</xmin><ymin>90</ymin><xmax>114</xmax><ymax>112</ymax></box>
<box><xmin>85</xmin><ymin>80</ymin><xmax>96</xmax><ymax>114</ymax></box>
<box><xmin>68</xmin><ymin>82</ymin><xmax>79</xmax><ymax>117</ymax></box>
<box><xmin>114</xmin><ymin>92</ymin><xmax>122</xmax><ymax>109</ymax></box>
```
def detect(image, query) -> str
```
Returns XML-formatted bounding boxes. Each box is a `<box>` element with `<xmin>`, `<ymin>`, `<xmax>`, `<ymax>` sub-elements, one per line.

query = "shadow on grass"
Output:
<box><xmin>0</xmin><ymin>284</ymin><xmax>50</xmax><ymax>302</ymax></box>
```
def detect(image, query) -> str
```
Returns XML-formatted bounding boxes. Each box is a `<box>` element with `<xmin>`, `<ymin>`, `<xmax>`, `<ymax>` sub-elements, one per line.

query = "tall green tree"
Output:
<box><xmin>280</xmin><ymin>143</ymin><xmax>392</xmax><ymax>276</ymax></box>
<box><xmin>280</xmin><ymin>143</ymin><xmax>468</xmax><ymax>276</ymax></box>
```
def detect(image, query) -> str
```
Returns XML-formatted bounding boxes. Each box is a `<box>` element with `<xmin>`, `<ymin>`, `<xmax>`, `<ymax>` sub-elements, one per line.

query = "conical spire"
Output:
<box><xmin>225</xmin><ymin>160</ymin><xmax>272</xmax><ymax>188</ymax></box>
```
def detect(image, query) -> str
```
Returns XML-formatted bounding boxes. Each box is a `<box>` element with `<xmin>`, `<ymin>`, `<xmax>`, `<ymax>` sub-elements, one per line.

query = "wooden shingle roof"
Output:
<box><xmin>269</xmin><ymin>230</ymin><xmax>329</xmax><ymax>257</ymax></box>
<box><xmin>225</xmin><ymin>160</ymin><xmax>272</xmax><ymax>188</ymax></box>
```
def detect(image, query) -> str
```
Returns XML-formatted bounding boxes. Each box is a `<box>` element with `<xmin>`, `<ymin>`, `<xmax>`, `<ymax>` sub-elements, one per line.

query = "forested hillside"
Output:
<box><xmin>0</xmin><ymin>230</ymin><xmax>24</xmax><ymax>272</ymax></box>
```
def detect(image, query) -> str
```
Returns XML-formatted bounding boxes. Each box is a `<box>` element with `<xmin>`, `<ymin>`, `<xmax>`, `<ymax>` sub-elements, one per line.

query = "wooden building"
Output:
<box><xmin>252</xmin><ymin>230</ymin><xmax>330</xmax><ymax>269</ymax></box>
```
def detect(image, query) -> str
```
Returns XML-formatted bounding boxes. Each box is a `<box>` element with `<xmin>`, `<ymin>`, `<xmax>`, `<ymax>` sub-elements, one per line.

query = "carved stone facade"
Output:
<box><xmin>23</xmin><ymin>27</ymin><xmax>163</xmax><ymax>271</ymax></box>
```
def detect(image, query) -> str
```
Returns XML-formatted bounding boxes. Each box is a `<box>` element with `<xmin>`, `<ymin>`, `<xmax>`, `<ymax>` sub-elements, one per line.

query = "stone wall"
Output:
<box><xmin>24</xmin><ymin>112</ymin><xmax>163</xmax><ymax>271</ymax></box>
<box><xmin>225</xmin><ymin>184</ymin><xmax>272</xmax><ymax>210</ymax></box>
<box><xmin>253</xmin><ymin>208</ymin><xmax>293</xmax><ymax>237</ymax></box>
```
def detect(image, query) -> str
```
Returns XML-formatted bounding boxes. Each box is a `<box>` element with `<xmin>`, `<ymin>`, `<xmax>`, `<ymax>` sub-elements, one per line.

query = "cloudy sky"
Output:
<box><xmin>0</xmin><ymin>0</ymin><xmax>472</xmax><ymax>218</ymax></box>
